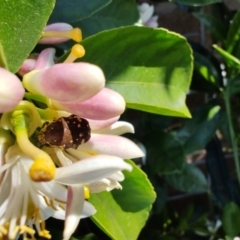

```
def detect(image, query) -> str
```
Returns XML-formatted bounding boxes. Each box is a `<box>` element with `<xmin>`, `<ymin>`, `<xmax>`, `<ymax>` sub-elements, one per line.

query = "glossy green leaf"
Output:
<box><xmin>193</xmin><ymin>13</ymin><xmax>227</xmax><ymax>42</ymax></box>
<box><xmin>89</xmin><ymin>160</ymin><xmax>156</xmax><ymax>240</ymax></box>
<box><xmin>48</xmin><ymin>0</ymin><xmax>111</xmax><ymax>23</ymax></box>
<box><xmin>165</xmin><ymin>163</ymin><xmax>208</xmax><ymax>193</ymax></box>
<box><xmin>222</xmin><ymin>202</ymin><xmax>240</xmax><ymax>237</ymax></box>
<box><xmin>0</xmin><ymin>0</ymin><xmax>55</xmax><ymax>72</ymax></box>
<box><xmin>75</xmin><ymin>0</ymin><xmax>139</xmax><ymax>38</ymax></box>
<box><xmin>79</xmin><ymin>26</ymin><xmax>192</xmax><ymax>117</ymax></box>
<box><xmin>226</xmin><ymin>10</ymin><xmax>240</xmax><ymax>53</ymax></box>
<box><xmin>213</xmin><ymin>44</ymin><xmax>240</xmax><ymax>69</ymax></box>
<box><xmin>145</xmin><ymin>131</ymin><xmax>185</xmax><ymax>174</ymax></box>
<box><xmin>79</xmin><ymin>233</ymin><xmax>97</xmax><ymax>240</ymax></box>
<box><xmin>227</xmin><ymin>73</ymin><xmax>240</xmax><ymax>97</ymax></box>
<box><xmin>193</xmin><ymin>52</ymin><xmax>221</xmax><ymax>92</ymax></box>
<box><xmin>177</xmin><ymin>102</ymin><xmax>221</xmax><ymax>154</ymax></box>
<box><xmin>172</xmin><ymin>0</ymin><xmax>221</xmax><ymax>6</ymax></box>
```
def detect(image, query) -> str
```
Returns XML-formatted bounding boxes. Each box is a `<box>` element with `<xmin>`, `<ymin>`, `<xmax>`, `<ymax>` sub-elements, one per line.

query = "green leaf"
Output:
<box><xmin>75</xmin><ymin>0</ymin><xmax>139</xmax><ymax>38</ymax></box>
<box><xmin>226</xmin><ymin>10</ymin><xmax>240</xmax><ymax>54</ymax></box>
<box><xmin>79</xmin><ymin>26</ymin><xmax>193</xmax><ymax>117</ymax></box>
<box><xmin>0</xmin><ymin>0</ymin><xmax>55</xmax><ymax>72</ymax></box>
<box><xmin>193</xmin><ymin>52</ymin><xmax>221</xmax><ymax>92</ymax></box>
<box><xmin>49</xmin><ymin>0</ymin><xmax>111</xmax><ymax>23</ymax></box>
<box><xmin>213</xmin><ymin>44</ymin><xmax>240</xmax><ymax>69</ymax></box>
<box><xmin>176</xmin><ymin>102</ymin><xmax>221</xmax><ymax>154</ymax></box>
<box><xmin>193</xmin><ymin>13</ymin><xmax>227</xmax><ymax>42</ymax></box>
<box><xmin>222</xmin><ymin>202</ymin><xmax>240</xmax><ymax>237</ymax></box>
<box><xmin>145</xmin><ymin>131</ymin><xmax>185</xmax><ymax>174</ymax></box>
<box><xmin>172</xmin><ymin>0</ymin><xmax>221</xmax><ymax>6</ymax></box>
<box><xmin>227</xmin><ymin>73</ymin><xmax>240</xmax><ymax>97</ymax></box>
<box><xmin>79</xmin><ymin>233</ymin><xmax>97</xmax><ymax>240</ymax></box>
<box><xmin>89</xmin><ymin>160</ymin><xmax>156</xmax><ymax>240</ymax></box>
<box><xmin>165</xmin><ymin>163</ymin><xmax>208</xmax><ymax>193</ymax></box>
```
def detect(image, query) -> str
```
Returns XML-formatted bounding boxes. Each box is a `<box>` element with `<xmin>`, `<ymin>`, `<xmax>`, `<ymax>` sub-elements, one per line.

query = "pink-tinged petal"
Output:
<box><xmin>63</xmin><ymin>185</ymin><xmax>84</xmax><ymax>240</ymax></box>
<box><xmin>55</xmin><ymin>155</ymin><xmax>132</xmax><ymax>185</ymax></box>
<box><xmin>52</xmin><ymin>88</ymin><xmax>125</xmax><ymax>120</ymax></box>
<box><xmin>77</xmin><ymin>134</ymin><xmax>145</xmax><ymax>159</ymax></box>
<box><xmin>93</xmin><ymin>121</ymin><xmax>134</xmax><ymax>135</ymax></box>
<box><xmin>145</xmin><ymin>16</ymin><xmax>158</xmax><ymax>28</ymax></box>
<box><xmin>18</xmin><ymin>59</ymin><xmax>36</xmax><ymax>76</ymax></box>
<box><xmin>88</xmin><ymin>116</ymin><xmax>119</xmax><ymax>130</ymax></box>
<box><xmin>0</xmin><ymin>68</ymin><xmax>24</xmax><ymax>113</ymax></box>
<box><xmin>23</xmin><ymin>63</ymin><xmax>105</xmax><ymax>102</ymax></box>
<box><xmin>39</xmin><ymin>23</ymin><xmax>73</xmax><ymax>44</ymax></box>
<box><xmin>34</xmin><ymin>48</ymin><xmax>56</xmax><ymax>70</ymax></box>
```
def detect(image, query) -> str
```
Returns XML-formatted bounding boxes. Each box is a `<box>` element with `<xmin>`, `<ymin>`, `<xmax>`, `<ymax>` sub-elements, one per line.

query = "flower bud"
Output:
<box><xmin>23</xmin><ymin>63</ymin><xmax>105</xmax><ymax>103</ymax></box>
<box><xmin>52</xmin><ymin>88</ymin><xmax>125</xmax><ymax>120</ymax></box>
<box><xmin>0</xmin><ymin>68</ymin><xmax>24</xmax><ymax>113</ymax></box>
<box><xmin>39</xmin><ymin>23</ymin><xmax>82</xmax><ymax>44</ymax></box>
<box><xmin>18</xmin><ymin>59</ymin><xmax>36</xmax><ymax>76</ymax></box>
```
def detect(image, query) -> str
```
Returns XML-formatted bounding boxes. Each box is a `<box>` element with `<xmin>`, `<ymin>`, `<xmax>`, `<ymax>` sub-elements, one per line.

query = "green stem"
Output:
<box><xmin>24</xmin><ymin>92</ymin><xmax>48</xmax><ymax>104</ymax></box>
<box><xmin>224</xmin><ymin>89</ymin><xmax>240</xmax><ymax>186</ymax></box>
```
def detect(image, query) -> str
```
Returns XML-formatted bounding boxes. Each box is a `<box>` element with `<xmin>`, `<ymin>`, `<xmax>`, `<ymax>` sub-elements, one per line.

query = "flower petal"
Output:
<box><xmin>63</xmin><ymin>185</ymin><xmax>84</xmax><ymax>240</ymax></box>
<box><xmin>55</xmin><ymin>155</ymin><xmax>132</xmax><ymax>185</ymax></box>
<box><xmin>93</xmin><ymin>121</ymin><xmax>134</xmax><ymax>135</ymax></box>
<box><xmin>18</xmin><ymin>58</ymin><xmax>36</xmax><ymax>76</ymax></box>
<box><xmin>0</xmin><ymin>68</ymin><xmax>25</xmax><ymax>113</ymax></box>
<box><xmin>88</xmin><ymin>116</ymin><xmax>120</xmax><ymax>130</ymax></box>
<box><xmin>23</xmin><ymin>63</ymin><xmax>105</xmax><ymax>103</ymax></box>
<box><xmin>76</xmin><ymin>134</ymin><xmax>145</xmax><ymax>159</ymax></box>
<box><xmin>39</xmin><ymin>23</ymin><xmax>73</xmax><ymax>44</ymax></box>
<box><xmin>34</xmin><ymin>48</ymin><xmax>56</xmax><ymax>70</ymax></box>
<box><xmin>52</xmin><ymin>88</ymin><xmax>125</xmax><ymax>120</ymax></box>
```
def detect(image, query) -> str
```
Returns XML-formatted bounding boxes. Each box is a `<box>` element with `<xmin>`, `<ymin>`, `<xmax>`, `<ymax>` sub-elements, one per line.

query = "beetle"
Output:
<box><xmin>37</xmin><ymin>114</ymin><xmax>91</xmax><ymax>149</ymax></box>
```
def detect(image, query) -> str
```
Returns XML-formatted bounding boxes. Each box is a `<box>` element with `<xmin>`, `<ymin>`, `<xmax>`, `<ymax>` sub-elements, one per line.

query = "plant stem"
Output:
<box><xmin>224</xmin><ymin>89</ymin><xmax>240</xmax><ymax>186</ymax></box>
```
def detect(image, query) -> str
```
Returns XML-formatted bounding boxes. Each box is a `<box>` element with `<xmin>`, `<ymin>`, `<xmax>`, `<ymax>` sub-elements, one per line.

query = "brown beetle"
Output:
<box><xmin>37</xmin><ymin>114</ymin><xmax>91</xmax><ymax>149</ymax></box>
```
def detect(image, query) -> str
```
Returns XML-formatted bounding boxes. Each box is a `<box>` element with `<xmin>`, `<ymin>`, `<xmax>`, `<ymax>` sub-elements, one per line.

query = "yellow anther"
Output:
<box><xmin>29</xmin><ymin>157</ymin><xmax>56</xmax><ymax>182</ymax></box>
<box><xmin>70</xmin><ymin>28</ymin><xmax>82</xmax><ymax>42</ymax></box>
<box><xmin>12</xmin><ymin>226</ymin><xmax>20</xmax><ymax>239</ymax></box>
<box><xmin>84</xmin><ymin>186</ymin><xmax>90</xmax><ymax>199</ymax></box>
<box><xmin>41</xmin><ymin>28</ymin><xmax>82</xmax><ymax>42</ymax></box>
<box><xmin>19</xmin><ymin>225</ymin><xmax>35</xmax><ymax>235</ymax></box>
<box><xmin>64</xmin><ymin>44</ymin><xmax>85</xmax><ymax>63</ymax></box>
<box><xmin>0</xmin><ymin>226</ymin><xmax>7</xmax><ymax>235</ymax></box>
<box><xmin>39</xmin><ymin>230</ymin><xmax>51</xmax><ymax>239</ymax></box>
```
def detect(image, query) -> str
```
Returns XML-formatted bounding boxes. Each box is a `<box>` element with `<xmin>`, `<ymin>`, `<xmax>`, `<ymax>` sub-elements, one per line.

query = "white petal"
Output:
<box><xmin>55</xmin><ymin>155</ymin><xmax>132</xmax><ymax>185</ymax></box>
<box><xmin>93</xmin><ymin>121</ymin><xmax>134</xmax><ymax>135</ymax></box>
<box><xmin>81</xmin><ymin>201</ymin><xmax>96</xmax><ymax>218</ymax></box>
<box><xmin>63</xmin><ymin>185</ymin><xmax>84</xmax><ymax>240</ymax></box>
<box><xmin>77</xmin><ymin>134</ymin><xmax>145</xmax><ymax>159</ymax></box>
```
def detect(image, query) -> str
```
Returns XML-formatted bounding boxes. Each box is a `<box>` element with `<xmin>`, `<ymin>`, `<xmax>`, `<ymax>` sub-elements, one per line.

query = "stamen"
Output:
<box><xmin>19</xmin><ymin>225</ymin><xmax>36</xmax><ymax>235</ymax></box>
<box><xmin>12</xmin><ymin>226</ymin><xmax>20</xmax><ymax>239</ymax></box>
<box><xmin>11</xmin><ymin>110</ymin><xmax>56</xmax><ymax>181</ymax></box>
<box><xmin>0</xmin><ymin>226</ymin><xmax>7</xmax><ymax>235</ymax></box>
<box><xmin>64</xmin><ymin>44</ymin><xmax>85</xmax><ymax>63</ymax></box>
<box><xmin>41</xmin><ymin>28</ymin><xmax>82</xmax><ymax>42</ymax></box>
<box><xmin>29</xmin><ymin>157</ymin><xmax>56</xmax><ymax>182</ymax></box>
<box><xmin>84</xmin><ymin>186</ymin><xmax>90</xmax><ymax>199</ymax></box>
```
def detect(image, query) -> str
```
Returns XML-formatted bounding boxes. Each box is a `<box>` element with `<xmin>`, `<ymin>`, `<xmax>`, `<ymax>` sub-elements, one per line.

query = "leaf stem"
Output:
<box><xmin>224</xmin><ymin>88</ymin><xmax>240</xmax><ymax>186</ymax></box>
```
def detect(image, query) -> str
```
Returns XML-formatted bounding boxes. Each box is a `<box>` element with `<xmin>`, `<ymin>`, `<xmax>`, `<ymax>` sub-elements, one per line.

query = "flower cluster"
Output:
<box><xmin>0</xmin><ymin>23</ymin><xmax>144</xmax><ymax>240</ymax></box>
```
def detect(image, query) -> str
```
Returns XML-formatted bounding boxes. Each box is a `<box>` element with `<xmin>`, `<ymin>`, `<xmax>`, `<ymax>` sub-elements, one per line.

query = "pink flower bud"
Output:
<box><xmin>34</xmin><ymin>48</ymin><xmax>56</xmax><ymax>70</ymax></box>
<box><xmin>52</xmin><ymin>88</ymin><xmax>125</xmax><ymax>120</ymax></box>
<box><xmin>0</xmin><ymin>68</ymin><xmax>25</xmax><ymax>112</ymax></box>
<box><xmin>39</xmin><ymin>23</ymin><xmax>82</xmax><ymax>44</ymax></box>
<box><xmin>39</xmin><ymin>23</ymin><xmax>73</xmax><ymax>44</ymax></box>
<box><xmin>23</xmin><ymin>63</ymin><xmax>105</xmax><ymax>103</ymax></box>
<box><xmin>18</xmin><ymin>59</ymin><xmax>36</xmax><ymax>76</ymax></box>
